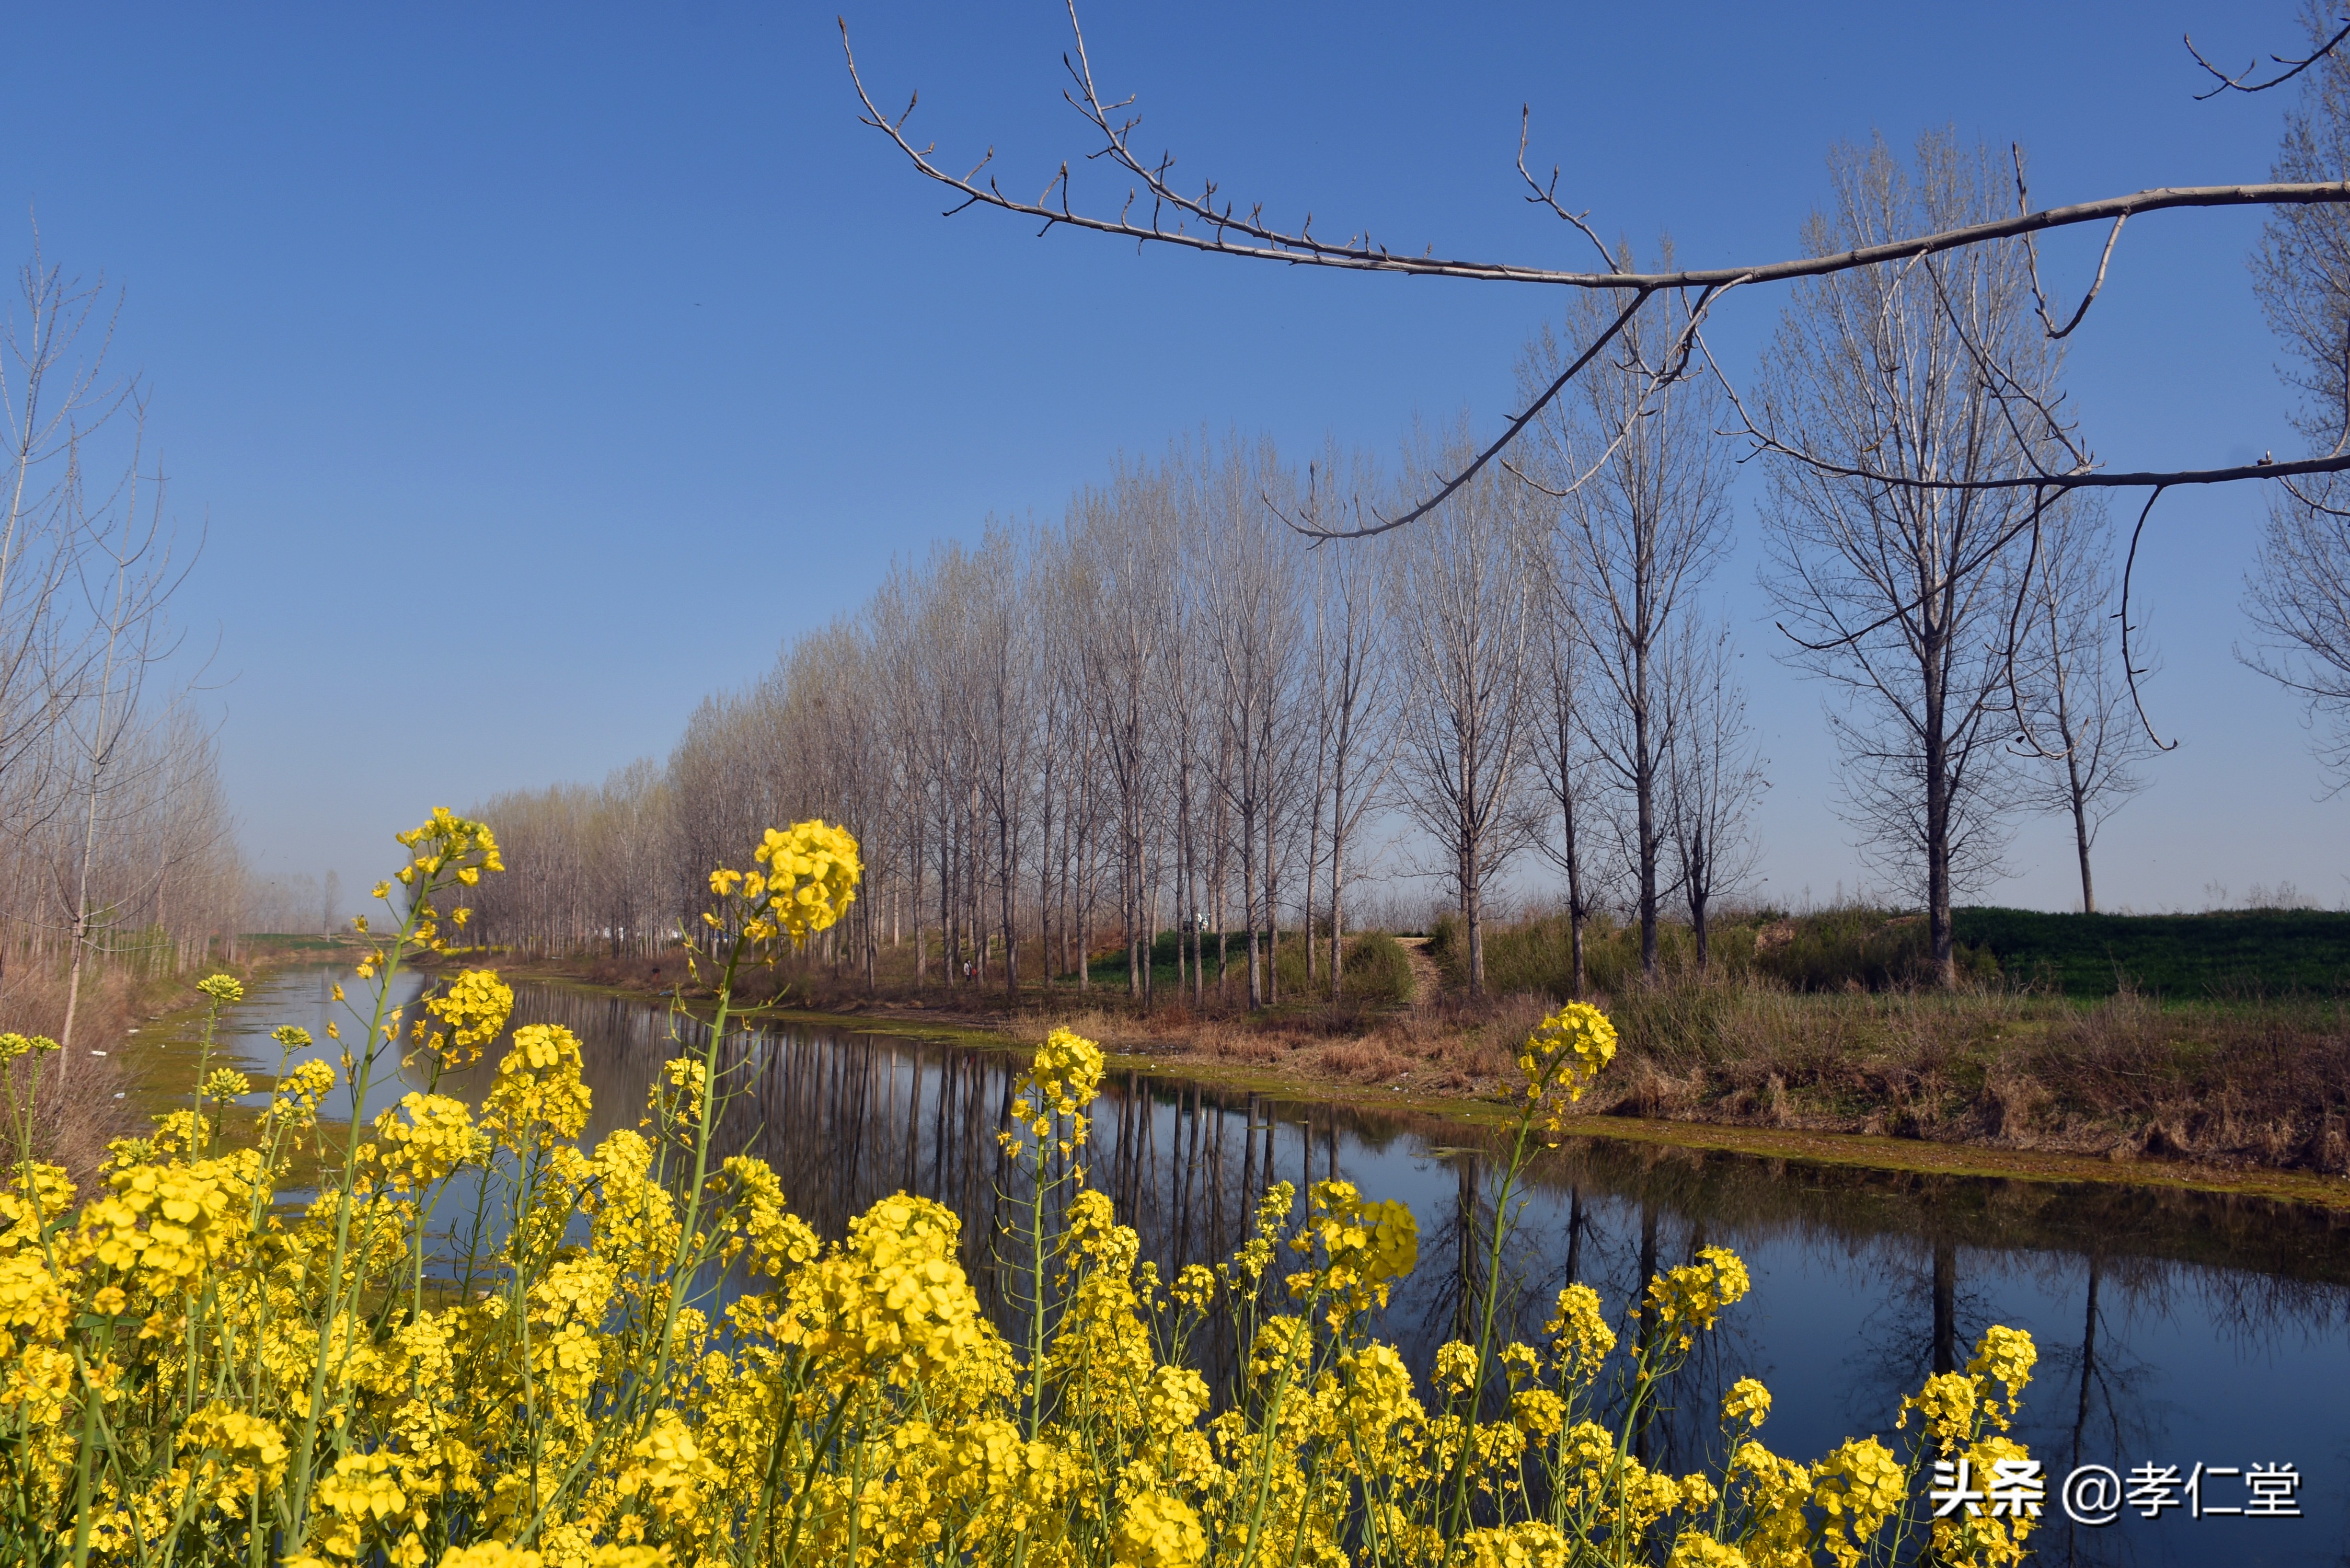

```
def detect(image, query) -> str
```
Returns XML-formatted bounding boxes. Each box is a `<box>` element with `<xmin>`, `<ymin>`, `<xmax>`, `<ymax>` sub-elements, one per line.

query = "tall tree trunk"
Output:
<box><xmin>1262</xmin><ymin>792</ymin><xmax>1279</xmax><ymax>1006</ymax></box>
<box><xmin>2067</xmin><ymin>751</ymin><xmax>2097</xmax><ymax>914</ymax></box>
<box><xmin>1241</xmin><ymin>802</ymin><xmax>1262</xmax><ymax>1008</ymax></box>
<box><xmin>1634</xmin><ymin>670</ymin><xmax>1658</xmax><ymax>981</ymax></box>
<box><xmin>1327</xmin><ymin>798</ymin><xmax>1346</xmax><ymax>1004</ymax></box>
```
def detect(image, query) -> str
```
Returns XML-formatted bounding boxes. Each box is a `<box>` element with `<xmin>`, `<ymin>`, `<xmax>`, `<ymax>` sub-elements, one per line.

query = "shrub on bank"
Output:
<box><xmin>0</xmin><ymin>811</ymin><xmax>2045</xmax><ymax>1567</ymax></box>
<box><xmin>1339</xmin><ymin>931</ymin><xmax>1415</xmax><ymax>1006</ymax></box>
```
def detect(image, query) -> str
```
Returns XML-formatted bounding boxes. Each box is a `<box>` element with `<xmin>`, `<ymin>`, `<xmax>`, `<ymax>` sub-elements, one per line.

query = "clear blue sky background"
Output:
<box><xmin>6</xmin><ymin>2</ymin><xmax>2342</xmax><ymax>913</ymax></box>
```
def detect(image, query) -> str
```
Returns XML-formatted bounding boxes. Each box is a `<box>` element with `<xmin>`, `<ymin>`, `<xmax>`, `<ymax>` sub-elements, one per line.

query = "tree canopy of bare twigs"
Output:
<box><xmin>2243</xmin><ymin>4</ymin><xmax>2350</xmax><ymax>787</ymax></box>
<box><xmin>1519</xmin><ymin>254</ymin><xmax>1731</xmax><ymax>981</ymax></box>
<box><xmin>0</xmin><ymin>240</ymin><xmax>242</xmax><ymax>1052</ymax></box>
<box><xmin>2015</xmin><ymin>494</ymin><xmax>2152</xmax><ymax>911</ymax></box>
<box><xmin>1757</xmin><ymin>133</ymin><xmax>2060</xmax><ymax>986</ymax></box>
<box><xmin>1662</xmin><ymin>620</ymin><xmax>1767</xmax><ymax>970</ymax></box>
<box><xmin>1387</xmin><ymin>430</ymin><xmax>1543</xmax><ymax>997</ymax></box>
<box><xmin>1528</xmin><ymin>549</ymin><xmax>1600</xmax><ymax>998</ymax></box>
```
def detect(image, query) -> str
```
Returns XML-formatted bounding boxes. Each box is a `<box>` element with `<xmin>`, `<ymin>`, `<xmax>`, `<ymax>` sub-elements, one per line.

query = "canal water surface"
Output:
<box><xmin>177</xmin><ymin>964</ymin><xmax>2350</xmax><ymax>1567</ymax></box>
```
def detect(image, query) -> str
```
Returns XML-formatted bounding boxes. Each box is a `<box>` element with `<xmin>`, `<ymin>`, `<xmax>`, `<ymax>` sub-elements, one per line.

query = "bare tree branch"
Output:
<box><xmin>2117</xmin><ymin>486</ymin><xmax>2180</xmax><ymax>752</ymax></box>
<box><xmin>2014</xmin><ymin>144</ymin><xmax>2127</xmax><ymax>340</ymax></box>
<box><xmin>1277</xmin><ymin>287</ymin><xmax>1660</xmax><ymax>539</ymax></box>
<box><xmin>845</xmin><ymin>7</ymin><xmax>2350</xmax><ymax>525</ymax></box>
<box><xmin>842</xmin><ymin>15</ymin><xmax>2350</xmax><ymax>292</ymax></box>
<box><xmin>2187</xmin><ymin>16</ymin><xmax>2350</xmax><ymax>99</ymax></box>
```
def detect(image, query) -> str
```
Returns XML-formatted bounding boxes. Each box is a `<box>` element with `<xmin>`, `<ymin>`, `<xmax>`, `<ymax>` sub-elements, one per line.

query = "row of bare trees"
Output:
<box><xmin>832</xmin><ymin>6</ymin><xmax>2350</xmax><ymax>981</ymax></box>
<box><xmin>0</xmin><ymin>242</ymin><xmax>244</xmax><ymax>1056</ymax></box>
<box><xmin>473</xmin><ymin>117</ymin><xmax>2226</xmax><ymax>999</ymax></box>
<box><xmin>472</xmin><ymin>426</ymin><xmax>1746</xmax><ymax>998</ymax></box>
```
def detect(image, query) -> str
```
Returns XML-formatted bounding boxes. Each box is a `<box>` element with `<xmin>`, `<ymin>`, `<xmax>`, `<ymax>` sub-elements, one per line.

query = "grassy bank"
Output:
<box><xmin>1446</xmin><ymin>902</ymin><xmax>2350</xmax><ymax>998</ymax></box>
<box><xmin>445</xmin><ymin>906</ymin><xmax>2350</xmax><ymax>1190</ymax></box>
<box><xmin>2</xmin><ymin>935</ymin><xmax>362</xmax><ymax>1190</ymax></box>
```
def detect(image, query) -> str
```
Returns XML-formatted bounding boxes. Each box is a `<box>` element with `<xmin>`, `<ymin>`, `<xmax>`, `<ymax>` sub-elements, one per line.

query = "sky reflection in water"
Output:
<box><xmin>187</xmin><ymin>964</ymin><xmax>2350</xmax><ymax>1567</ymax></box>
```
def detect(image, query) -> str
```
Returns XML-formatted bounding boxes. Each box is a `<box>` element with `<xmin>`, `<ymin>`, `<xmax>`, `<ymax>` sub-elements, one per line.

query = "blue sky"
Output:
<box><xmin>7</xmin><ymin>2</ymin><xmax>2342</xmax><ymax>912</ymax></box>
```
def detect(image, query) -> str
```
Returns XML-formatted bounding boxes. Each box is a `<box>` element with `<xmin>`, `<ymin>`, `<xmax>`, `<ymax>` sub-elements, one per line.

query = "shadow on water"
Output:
<box><xmin>205</xmin><ymin>966</ymin><xmax>2350</xmax><ymax>1567</ymax></box>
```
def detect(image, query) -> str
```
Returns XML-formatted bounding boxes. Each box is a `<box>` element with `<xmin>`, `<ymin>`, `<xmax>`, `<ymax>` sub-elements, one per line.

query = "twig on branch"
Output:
<box><xmin>2117</xmin><ymin>487</ymin><xmax>2180</xmax><ymax>750</ymax></box>
<box><xmin>1516</xmin><ymin>108</ymin><xmax>1620</xmax><ymax>274</ymax></box>
<box><xmin>2013</xmin><ymin>144</ymin><xmax>2126</xmax><ymax>340</ymax></box>
<box><xmin>2186</xmin><ymin>17</ymin><xmax>2350</xmax><ymax>99</ymax></box>
<box><xmin>1999</xmin><ymin>488</ymin><xmax>2060</xmax><ymax>759</ymax></box>
<box><xmin>840</xmin><ymin>15</ymin><xmax>2350</xmax><ymax>291</ymax></box>
<box><xmin>2279</xmin><ymin>472</ymin><xmax>2350</xmax><ymax>515</ymax></box>
<box><xmin>1280</xmin><ymin>286</ymin><xmax>1664</xmax><ymax>539</ymax></box>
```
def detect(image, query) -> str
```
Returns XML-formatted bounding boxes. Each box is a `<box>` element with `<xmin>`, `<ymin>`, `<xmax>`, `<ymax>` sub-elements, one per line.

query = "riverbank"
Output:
<box><xmin>5</xmin><ymin>935</ymin><xmax>365</xmax><ymax>1187</ymax></box>
<box><xmin>447</xmin><ymin>948</ymin><xmax>2350</xmax><ymax>1209</ymax></box>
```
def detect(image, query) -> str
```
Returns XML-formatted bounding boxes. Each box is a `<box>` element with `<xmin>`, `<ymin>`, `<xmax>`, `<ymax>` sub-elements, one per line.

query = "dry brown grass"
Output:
<box><xmin>4</xmin><ymin>1054</ymin><xmax>135</xmax><ymax>1194</ymax></box>
<box><xmin>1311</xmin><ymin>1038</ymin><xmax>1416</xmax><ymax>1083</ymax></box>
<box><xmin>1</xmin><ymin>960</ymin><xmax>156</xmax><ymax>1191</ymax></box>
<box><xmin>1570</xmin><ymin>973</ymin><xmax>2350</xmax><ymax>1172</ymax></box>
<box><xmin>534</xmin><ymin>941</ymin><xmax>2350</xmax><ymax>1174</ymax></box>
<box><xmin>1000</xmin><ymin>973</ymin><xmax>2350</xmax><ymax>1173</ymax></box>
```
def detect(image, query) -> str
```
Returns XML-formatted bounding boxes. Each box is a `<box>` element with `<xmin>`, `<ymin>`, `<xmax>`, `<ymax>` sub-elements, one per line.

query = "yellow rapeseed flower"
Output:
<box><xmin>1007</xmin><ymin>1027</ymin><xmax>1104</xmax><ymax>1146</ymax></box>
<box><xmin>1111</xmin><ymin>1492</ymin><xmax>1206</xmax><ymax>1568</ymax></box>
<box><xmin>1518</xmin><ymin>1001</ymin><xmax>1617</xmax><ymax>1141</ymax></box>
<box><xmin>1644</xmin><ymin>1247</ymin><xmax>1752</xmax><ymax>1349</ymax></box>
<box><xmin>421</xmin><ymin>969</ymin><xmax>514</xmax><ymax>1069</ymax></box>
<box><xmin>1723</xmin><ymin>1376</ymin><xmax>1772</xmax><ymax>1428</ymax></box>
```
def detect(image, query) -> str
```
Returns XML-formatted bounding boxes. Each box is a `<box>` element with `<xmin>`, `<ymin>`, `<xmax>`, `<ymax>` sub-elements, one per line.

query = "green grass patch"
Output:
<box><xmin>1955</xmin><ymin>907</ymin><xmax>2350</xmax><ymax>997</ymax></box>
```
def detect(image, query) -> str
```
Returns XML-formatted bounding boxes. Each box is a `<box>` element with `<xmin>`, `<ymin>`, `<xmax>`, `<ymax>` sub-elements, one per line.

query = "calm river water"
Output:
<box><xmin>185</xmin><ymin>964</ymin><xmax>2350</xmax><ymax>1567</ymax></box>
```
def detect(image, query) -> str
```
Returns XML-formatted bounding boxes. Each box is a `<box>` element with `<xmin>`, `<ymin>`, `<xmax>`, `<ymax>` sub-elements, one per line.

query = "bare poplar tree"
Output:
<box><xmin>1299</xmin><ymin>447</ymin><xmax>1396</xmax><ymax>999</ymax></box>
<box><xmin>966</xmin><ymin>523</ymin><xmax>1038</xmax><ymax>999</ymax></box>
<box><xmin>1662</xmin><ymin>620</ymin><xmax>1767</xmax><ymax>967</ymax></box>
<box><xmin>1026</xmin><ymin>528</ymin><xmax>1075</xmax><ymax>991</ymax></box>
<box><xmin>1072</xmin><ymin>466</ymin><xmax>1174</xmax><ymax>1000</ymax></box>
<box><xmin>1204</xmin><ymin>441</ymin><xmax>1297</xmax><ymax>1008</ymax></box>
<box><xmin>55</xmin><ymin>423</ymin><xmax>194</xmax><ymax>1062</ymax></box>
<box><xmin>871</xmin><ymin>560</ymin><xmax>934</xmax><ymax>981</ymax></box>
<box><xmin>0</xmin><ymin>241</ymin><xmax>123</xmax><ymax>833</ymax></box>
<box><xmin>2015</xmin><ymin>497</ymin><xmax>2149</xmax><ymax>910</ymax></box>
<box><xmin>1389</xmin><ymin>431</ymin><xmax>1541</xmax><ymax>996</ymax></box>
<box><xmin>2245</xmin><ymin>6</ymin><xmax>2350</xmax><ymax>785</ymax></box>
<box><xmin>1522</xmin><ymin>252</ymin><xmax>1731</xmax><ymax>979</ymax></box>
<box><xmin>1758</xmin><ymin>133</ymin><xmax>2060</xmax><ymax>985</ymax></box>
<box><xmin>1529</xmin><ymin>545</ymin><xmax>1602</xmax><ymax>996</ymax></box>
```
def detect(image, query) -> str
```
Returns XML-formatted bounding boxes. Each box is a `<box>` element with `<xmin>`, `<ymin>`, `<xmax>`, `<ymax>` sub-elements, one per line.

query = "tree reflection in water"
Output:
<box><xmin>208</xmin><ymin>971</ymin><xmax>2350</xmax><ymax>1564</ymax></box>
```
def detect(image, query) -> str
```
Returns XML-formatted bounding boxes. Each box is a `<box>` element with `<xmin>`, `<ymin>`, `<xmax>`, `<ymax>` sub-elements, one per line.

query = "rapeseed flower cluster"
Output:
<box><xmin>704</xmin><ymin>821</ymin><xmax>861</xmax><ymax>953</ymax></box>
<box><xmin>1516</xmin><ymin>1002</ymin><xmax>1617</xmax><ymax>1144</ymax></box>
<box><xmin>1641</xmin><ymin>1247</ymin><xmax>1753</xmax><ymax>1350</ymax></box>
<box><xmin>1287</xmin><ymin>1179</ymin><xmax>1418</xmax><ymax>1319</ymax></box>
<box><xmin>420</xmin><ymin>969</ymin><xmax>516</xmax><ymax>1070</ymax></box>
<box><xmin>0</xmin><ymin>809</ymin><xmax>2042</xmax><ymax>1568</ymax></box>
<box><xmin>1007</xmin><ymin>1026</ymin><xmax>1106</xmax><ymax>1149</ymax></box>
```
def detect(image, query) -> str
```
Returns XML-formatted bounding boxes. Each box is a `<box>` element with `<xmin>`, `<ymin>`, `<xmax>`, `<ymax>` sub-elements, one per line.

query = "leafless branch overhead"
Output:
<box><xmin>842</xmin><ymin>15</ymin><xmax>2350</xmax><ymax>293</ymax></box>
<box><xmin>841</xmin><ymin>6</ymin><xmax>2350</xmax><ymax>523</ymax></box>
<box><xmin>2187</xmin><ymin>16</ymin><xmax>2350</xmax><ymax>99</ymax></box>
